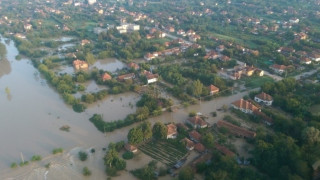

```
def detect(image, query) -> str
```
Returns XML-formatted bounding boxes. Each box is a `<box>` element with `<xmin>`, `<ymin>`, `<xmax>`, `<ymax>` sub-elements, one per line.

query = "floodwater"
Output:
<box><xmin>0</xmin><ymin>37</ymin><xmax>138</xmax><ymax>178</ymax></box>
<box><xmin>0</xmin><ymin>35</ymin><xmax>254</xmax><ymax>179</ymax></box>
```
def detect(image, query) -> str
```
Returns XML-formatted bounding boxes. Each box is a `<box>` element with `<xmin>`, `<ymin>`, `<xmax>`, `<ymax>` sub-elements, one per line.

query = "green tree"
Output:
<box><xmin>78</xmin><ymin>151</ymin><xmax>88</xmax><ymax>161</ymax></box>
<box><xmin>302</xmin><ymin>127</ymin><xmax>320</xmax><ymax>145</ymax></box>
<box><xmin>191</xmin><ymin>79</ymin><xmax>203</xmax><ymax>97</ymax></box>
<box><xmin>82</xmin><ymin>167</ymin><xmax>92</xmax><ymax>176</ymax></box>
<box><xmin>85</xmin><ymin>52</ymin><xmax>96</xmax><ymax>65</ymax></box>
<box><xmin>202</xmin><ymin>133</ymin><xmax>215</xmax><ymax>148</ymax></box>
<box><xmin>179</xmin><ymin>167</ymin><xmax>194</xmax><ymax>180</ymax></box>
<box><xmin>127</xmin><ymin>127</ymin><xmax>144</xmax><ymax>145</ymax></box>
<box><xmin>152</xmin><ymin>122</ymin><xmax>167</xmax><ymax>140</ymax></box>
<box><xmin>104</xmin><ymin>148</ymin><xmax>118</xmax><ymax>167</ymax></box>
<box><xmin>141</xmin><ymin>121</ymin><xmax>152</xmax><ymax>141</ymax></box>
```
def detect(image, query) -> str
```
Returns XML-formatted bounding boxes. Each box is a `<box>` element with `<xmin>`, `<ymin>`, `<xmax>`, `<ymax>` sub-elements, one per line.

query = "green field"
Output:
<box><xmin>139</xmin><ymin>141</ymin><xmax>188</xmax><ymax>167</ymax></box>
<box><xmin>242</xmin><ymin>75</ymin><xmax>274</xmax><ymax>89</ymax></box>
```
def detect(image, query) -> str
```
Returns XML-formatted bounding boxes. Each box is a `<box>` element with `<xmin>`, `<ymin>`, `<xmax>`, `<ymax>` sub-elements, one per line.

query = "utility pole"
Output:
<box><xmin>20</xmin><ymin>152</ymin><xmax>24</xmax><ymax>164</ymax></box>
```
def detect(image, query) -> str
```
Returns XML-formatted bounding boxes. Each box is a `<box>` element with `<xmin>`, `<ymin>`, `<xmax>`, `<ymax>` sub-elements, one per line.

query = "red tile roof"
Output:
<box><xmin>188</xmin><ymin>116</ymin><xmax>208</xmax><ymax>127</ymax></box>
<box><xmin>182</xmin><ymin>138</ymin><xmax>194</xmax><ymax>149</ymax></box>
<box><xmin>194</xmin><ymin>143</ymin><xmax>206</xmax><ymax>153</ymax></box>
<box><xmin>189</xmin><ymin>130</ymin><xmax>202</xmax><ymax>142</ymax></box>
<box><xmin>232</xmin><ymin>99</ymin><xmax>259</xmax><ymax>112</ymax></box>
<box><xmin>255</xmin><ymin>92</ymin><xmax>273</xmax><ymax>101</ymax></box>
<box><xmin>208</xmin><ymin>85</ymin><xmax>219</xmax><ymax>93</ymax></box>
<box><xmin>167</xmin><ymin>123</ymin><xmax>177</xmax><ymax>136</ymax></box>
<box><xmin>216</xmin><ymin>120</ymin><xmax>256</xmax><ymax>138</ymax></box>
<box><xmin>271</xmin><ymin>64</ymin><xmax>287</xmax><ymax>70</ymax></box>
<box><xmin>125</xmin><ymin>143</ymin><xmax>137</xmax><ymax>152</ymax></box>
<box><xmin>102</xmin><ymin>73</ymin><xmax>112</xmax><ymax>81</ymax></box>
<box><xmin>127</xmin><ymin>62</ymin><xmax>139</xmax><ymax>70</ymax></box>
<box><xmin>215</xmin><ymin>143</ymin><xmax>235</xmax><ymax>156</ymax></box>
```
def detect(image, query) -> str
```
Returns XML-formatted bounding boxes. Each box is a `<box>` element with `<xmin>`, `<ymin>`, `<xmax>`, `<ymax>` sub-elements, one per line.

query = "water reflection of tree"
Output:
<box><xmin>0</xmin><ymin>58</ymin><xmax>11</xmax><ymax>79</ymax></box>
<box><xmin>5</xmin><ymin>87</ymin><xmax>12</xmax><ymax>101</ymax></box>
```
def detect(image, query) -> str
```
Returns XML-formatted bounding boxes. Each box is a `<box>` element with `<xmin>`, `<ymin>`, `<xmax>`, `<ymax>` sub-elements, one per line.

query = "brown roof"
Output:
<box><xmin>117</xmin><ymin>73</ymin><xmax>135</xmax><ymax>81</ymax></box>
<box><xmin>182</xmin><ymin>138</ymin><xmax>194</xmax><ymax>149</ymax></box>
<box><xmin>188</xmin><ymin>116</ymin><xmax>208</xmax><ymax>127</ymax></box>
<box><xmin>176</xmin><ymin>123</ymin><xmax>189</xmax><ymax>130</ymax></box>
<box><xmin>253</xmin><ymin>111</ymin><xmax>273</xmax><ymax>124</ymax></box>
<box><xmin>255</xmin><ymin>92</ymin><xmax>273</xmax><ymax>101</ymax></box>
<box><xmin>167</xmin><ymin>123</ymin><xmax>177</xmax><ymax>136</ymax></box>
<box><xmin>102</xmin><ymin>73</ymin><xmax>112</xmax><ymax>81</ymax></box>
<box><xmin>208</xmin><ymin>85</ymin><xmax>219</xmax><ymax>93</ymax></box>
<box><xmin>125</xmin><ymin>143</ymin><xmax>137</xmax><ymax>152</ymax></box>
<box><xmin>189</xmin><ymin>130</ymin><xmax>202</xmax><ymax>141</ymax></box>
<box><xmin>214</xmin><ymin>143</ymin><xmax>235</xmax><ymax>156</ymax></box>
<box><xmin>194</xmin><ymin>143</ymin><xmax>206</xmax><ymax>153</ymax></box>
<box><xmin>128</xmin><ymin>62</ymin><xmax>139</xmax><ymax>70</ymax></box>
<box><xmin>271</xmin><ymin>64</ymin><xmax>287</xmax><ymax>70</ymax></box>
<box><xmin>216</xmin><ymin>120</ymin><xmax>256</xmax><ymax>138</ymax></box>
<box><xmin>232</xmin><ymin>99</ymin><xmax>259</xmax><ymax>112</ymax></box>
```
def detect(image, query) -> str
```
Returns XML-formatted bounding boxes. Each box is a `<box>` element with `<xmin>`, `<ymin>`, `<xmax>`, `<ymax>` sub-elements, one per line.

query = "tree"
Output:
<box><xmin>152</xmin><ymin>122</ymin><xmax>167</xmax><ymax>140</ymax></box>
<box><xmin>0</xmin><ymin>42</ymin><xmax>7</xmax><ymax>60</ymax></box>
<box><xmin>202</xmin><ymin>133</ymin><xmax>215</xmax><ymax>148</ymax></box>
<box><xmin>82</xmin><ymin>167</ymin><xmax>92</xmax><ymax>176</ymax></box>
<box><xmin>104</xmin><ymin>148</ymin><xmax>118</xmax><ymax>167</ymax></box>
<box><xmin>127</xmin><ymin>127</ymin><xmax>144</xmax><ymax>145</ymax></box>
<box><xmin>85</xmin><ymin>52</ymin><xmax>96</xmax><ymax>65</ymax></box>
<box><xmin>179</xmin><ymin>167</ymin><xmax>194</xmax><ymax>180</ymax></box>
<box><xmin>141</xmin><ymin>121</ymin><xmax>152</xmax><ymax>141</ymax></box>
<box><xmin>190</xmin><ymin>79</ymin><xmax>203</xmax><ymax>97</ymax></box>
<box><xmin>302</xmin><ymin>127</ymin><xmax>320</xmax><ymax>145</ymax></box>
<box><xmin>78</xmin><ymin>151</ymin><xmax>88</xmax><ymax>161</ymax></box>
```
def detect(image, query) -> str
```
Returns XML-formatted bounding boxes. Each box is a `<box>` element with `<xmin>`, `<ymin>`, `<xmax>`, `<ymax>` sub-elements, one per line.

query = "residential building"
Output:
<box><xmin>189</xmin><ymin>130</ymin><xmax>201</xmax><ymax>142</ymax></box>
<box><xmin>127</xmin><ymin>62</ymin><xmax>140</xmax><ymax>70</ymax></box>
<box><xmin>214</xmin><ymin>143</ymin><xmax>235</xmax><ymax>157</ymax></box>
<box><xmin>309</xmin><ymin>53</ymin><xmax>320</xmax><ymax>62</ymax></box>
<box><xmin>73</xmin><ymin>60</ymin><xmax>89</xmax><ymax>70</ymax></box>
<box><xmin>254</xmin><ymin>92</ymin><xmax>273</xmax><ymax>106</ymax></box>
<box><xmin>270</xmin><ymin>64</ymin><xmax>287</xmax><ymax>74</ymax></box>
<box><xmin>166</xmin><ymin>123</ymin><xmax>178</xmax><ymax>139</ymax></box>
<box><xmin>187</xmin><ymin>116</ymin><xmax>208</xmax><ymax>129</ymax></box>
<box><xmin>208</xmin><ymin>85</ymin><xmax>219</xmax><ymax>95</ymax></box>
<box><xmin>231</xmin><ymin>99</ymin><xmax>260</xmax><ymax>114</ymax></box>
<box><xmin>181</xmin><ymin>138</ymin><xmax>195</xmax><ymax>150</ymax></box>
<box><xmin>216</xmin><ymin>45</ymin><xmax>225</xmax><ymax>52</ymax></box>
<box><xmin>102</xmin><ymin>73</ymin><xmax>112</xmax><ymax>81</ymax></box>
<box><xmin>125</xmin><ymin>143</ymin><xmax>137</xmax><ymax>153</ymax></box>
<box><xmin>216</xmin><ymin>120</ymin><xmax>256</xmax><ymax>138</ymax></box>
<box><xmin>117</xmin><ymin>73</ymin><xmax>135</xmax><ymax>81</ymax></box>
<box><xmin>194</xmin><ymin>143</ymin><xmax>206</xmax><ymax>153</ymax></box>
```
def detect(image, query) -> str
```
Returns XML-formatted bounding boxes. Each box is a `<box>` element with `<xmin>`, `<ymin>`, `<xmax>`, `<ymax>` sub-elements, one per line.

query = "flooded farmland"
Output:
<box><xmin>0</xmin><ymin>37</ymin><xmax>138</xmax><ymax>178</ymax></box>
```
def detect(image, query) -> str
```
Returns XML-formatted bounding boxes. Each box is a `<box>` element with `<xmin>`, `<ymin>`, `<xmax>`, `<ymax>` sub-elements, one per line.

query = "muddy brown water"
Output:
<box><xmin>0</xmin><ymin>37</ymin><xmax>137</xmax><ymax>174</ymax></box>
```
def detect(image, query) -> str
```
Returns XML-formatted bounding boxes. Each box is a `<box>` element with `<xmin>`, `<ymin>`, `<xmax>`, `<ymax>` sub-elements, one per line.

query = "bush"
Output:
<box><xmin>45</xmin><ymin>163</ymin><xmax>51</xmax><ymax>169</ymax></box>
<box><xmin>122</xmin><ymin>151</ymin><xmax>134</xmax><ymax>160</ymax></box>
<box><xmin>19</xmin><ymin>161</ymin><xmax>29</xmax><ymax>167</ymax></box>
<box><xmin>82</xmin><ymin>167</ymin><xmax>92</xmax><ymax>176</ymax></box>
<box><xmin>31</xmin><ymin>155</ymin><xmax>42</xmax><ymax>161</ymax></box>
<box><xmin>78</xmin><ymin>151</ymin><xmax>88</xmax><ymax>161</ymax></box>
<box><xmin>52</xmin><ymin>148</ymin><xmax>63</xmax><ymax>154</ymax></box>
<box><xmin>106</xmin><ymin>166</ymin><xmax>118</xmax><ymax>176</ymax></box>
<box><xmin>10</xmin><ymin>163</ymin><xmax>17</xmax><ymax>168</ymax></box>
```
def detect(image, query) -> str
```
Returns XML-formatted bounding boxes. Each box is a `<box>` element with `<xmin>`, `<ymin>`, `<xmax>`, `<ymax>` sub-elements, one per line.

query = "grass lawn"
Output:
<box><xmin>242</xmin><ymin>75</ymin><xmax>274</xmax><ymax>89</ymax></box>
<box><xmin>309</xmin><ymin>104</ymin><xmax>320</xmax><ymax>116</ymax></box>
<box><xmin>138</xmin><ymin>141</ymin><xmax>188</xmax><ymax>167</ymax></box>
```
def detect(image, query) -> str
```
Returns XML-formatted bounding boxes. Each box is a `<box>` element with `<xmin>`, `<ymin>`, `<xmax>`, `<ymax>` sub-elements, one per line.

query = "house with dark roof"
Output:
<box><xmin>254</xmin><ymin>92</ymin><xmax>273</xmax><ymax>106</ymax></box>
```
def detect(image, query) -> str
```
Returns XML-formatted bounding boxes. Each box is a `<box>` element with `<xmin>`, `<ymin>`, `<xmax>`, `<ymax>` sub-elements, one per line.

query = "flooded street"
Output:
<box><xmin>0</xmin><ymin>36</ymin><xmax>254</xmax><ymax>179</ymax></box>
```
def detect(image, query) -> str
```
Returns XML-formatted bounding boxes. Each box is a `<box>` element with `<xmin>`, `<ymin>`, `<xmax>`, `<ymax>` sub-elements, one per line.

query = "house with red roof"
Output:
<box><xmin>208</xmin><ymin>85</ymin><xmax>219</xmax><ymax>95</ymax></box>
<box><xmin>102</xmin><ymin>73</ymin><xmax>112</xmax><ymax>81</ymax></box>
<box><xmin>189</xmin><ymin>130</ymin><xmax>201</xmax><ymax>142</ymax></box>
<box><xmin>187</xmin><ymin>116</ymin><xmax>208</xmax><ymax>129</ymax></box>
<box><xmin>117</xmin><ymin>73</ymin><xmax>135</xmax><ymax>81</ymax></box>
<box><xmin>216</xmin><ymin>120</ymin><xmax>256</xmax><ymax>138</ymax></box>
<box><xmin>231</xmin><ymin>99</ymin><xmax>260</xmax><ymax>114</ymax></box>
<box><xmin>270</xmin><ymin>64</ymin><xmax>287</xmax><ymax>74</ymax></box>
<box><xmin>181</xmin><ymin>138</ymin><xmax>195</xmax><ymax>150</ymax></box>
<box><xmin>166</xmin><ymin>123</ymin><xmax>178</xmax><ymax>139</ymax></box>
<box><xmin>73</xmin><ymin>60</ymin><xmax>89</xmax><ymax>70</ymax></box>
<box><xmin>194</xmin><ymin>143</ymin><xmax>206</xmax><ymax>153</ymax></box>
<box><xmin>125</xmin><ymin>143</ymin><xmax>138</xmax><ymax>153</ymax></box>
<box><xmin>127</xmin><ymin>62</ymin><xmax>140</xmax><ymax>70</ymax></box>
<box><xmin>254</xmin><ymin>92</ymin><xmax>273</xmax><ymax>106</ymax></box>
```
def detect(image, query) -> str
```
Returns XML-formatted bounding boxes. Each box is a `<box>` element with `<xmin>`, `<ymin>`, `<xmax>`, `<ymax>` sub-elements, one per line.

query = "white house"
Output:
<box><xmin>254</xmin><ymin>92</ymin><xmax>273</xmax><ymax>106</ymax></box>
